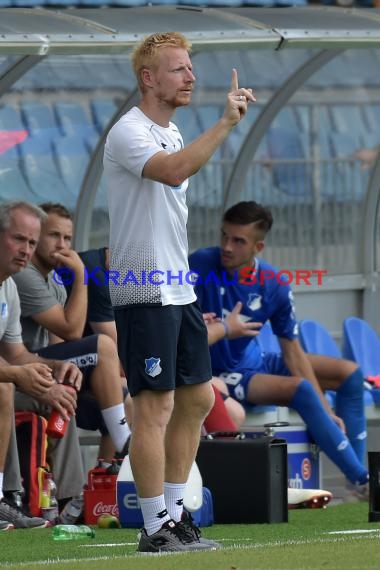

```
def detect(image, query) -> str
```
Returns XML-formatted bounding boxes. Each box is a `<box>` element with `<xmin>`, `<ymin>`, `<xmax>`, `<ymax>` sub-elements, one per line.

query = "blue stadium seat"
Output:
<box><xmin>275</xmin><ymin>0</ymin><xmax>307</xmax><ymax>4</ymax></box>
<box><xmin>299</xmin><ymin>319</ymin><xmax>341</xmax><ymax>358</ymax></box>
<box><xmin>20</xmin><ymin>101</ymin><xmax>61</xmax><ymax>142</ymax></box>
<box><xmin>12</xmin><ymin>0</ymin><xmax>45</xmax><ymax>6</ymax></box>
<box><xmin>79</xmin><ymin>0</ymin><xmax>112</xmax><ymax>5</ymax></box>
<box><xmin>197</xmin><ymin>106</ymin><xmax>225</xmax><ymax>160</ymax></box>
<box><xmin>53</xmin><ymin>136</ymin><xmax>89</xmax><ymax>208</ymax></box>
<box><xmin>90</xmin><ymin>98</ymin><xmax>118</xmax><ymax>134</ymax></box>
<box><xmin>150</xmin><ymin>0</ymin><xmax>180</xmax><ymax>4</ymax></box>
<box><xmin>15</xmin><ymin>60</ymin><xmax>61</xmax><ymax>91</ymax></box>
<box><xmin>93</xmin><ymin>175</ymin><xmax>108</xmax><ymax>210</ymax></box>
<box><xmin>0</xmin><ymin>146</ymin><xmax>31</xmax><ymax>202</ymax></box>
<box><xmin>192</xmin><ymin>0</ymin><xmax>242</xmax><ymax>5</ymax></box>
<box><xmin>342</xmin><ymin>317</ymin><xmax>380</xmax><ymax>405</ymax></box>
<box><xmin>329</xmin><ymin>132</ymin><xmax>361</xmax><ymax>158</ymax></box>
<box><xmin>342</xmin><ymin>317</ymin><xmax>380</xmax><ymax>377</ymax></box>
<box><xmin>300</xmin><ymin>319</ymin><xmax>376</xmax><ymax>407</ymax></box>
<box><xmin>329</xmin><ymin>105</ymin><xmax>367</xmax><ymax>139</ymax></box>
<box><xmin>18</xmin><ymin>134</ymin><xmax>71</xmax><ymax>208</ymax></box>
<box><xmin>256</xmin><ymin>321</ymin><xmax>281</xmax><ymax>354</ymax></box>
<box><xmin>329</xmin><ymin>132</ymin><xmax>368</xmax><ymax>201</ymax></box>
<box><xmin>267</xmin><ymin>127</ymin><xmax>312</xmax><ymax>199</ymax></box>
<box><xmin>19</xmin><ymin>132</ymin><xmax>52</xmax><ymax>156</ymax></box>
<box><xmin>45</xmin><ymin>0</ymin><xmax>78</xmax><ymax>5</ymax></box>
<box><xmin>271</xmin><ymin>108</ymin><xmax>299</xmax><ymax>134</ymax></box>
<box><xmin>112</xmin><ymin>0</ymin><xmax>147</xmax><ymax>5</ymax></box>
<box><xmin>193</xmin><ymin>53</ymin><xmax>227</xmax><ymax>90</ymax></box>
<box><xmin>0</xmin><ymin>103</ymin><xmax>25</xmax><ymax>131</ymax></box>
<box><xmin>84</xmin><ymin>132</ymin><xmax>101</xmax><ymax>154</ymax></box>
<box><xmin>363</xmin><ymin>105</ymin><xmax>380</xmax><ymax>133</ymax></box>
<box><xmin>54</xmin><ymin>101</ymin><xmax>97</xmax><ymax>139</ymax></box>
<box><xmin>242</xmin><ymin>0</ymin><xmax>275</xmax><ymax>6</ymax></box>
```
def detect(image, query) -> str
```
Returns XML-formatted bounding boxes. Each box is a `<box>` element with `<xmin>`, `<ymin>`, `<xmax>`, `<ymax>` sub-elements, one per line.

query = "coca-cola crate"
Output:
<box><xmin>83</xmin><ymin>488</ymin><xmax>119</xmax><ymax>524</ymax></box>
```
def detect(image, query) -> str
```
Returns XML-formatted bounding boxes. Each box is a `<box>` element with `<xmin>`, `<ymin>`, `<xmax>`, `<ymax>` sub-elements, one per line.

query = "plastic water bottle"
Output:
<box><xmin>52</xmin><ymin>524</ymin><xmax>95</xmax><ymax>540</ymax></box>
<box><xmin>183</xmin><ymin>461</ymin><xmax>203</xmax><ymax>512</ymax></box>
<box><xmin>41</xmin><ymin>471</ymin><xmax>59</xmax><ymax>522</ymax></box>
<box><xmin>59</xmin><ymin>494</ymin><xmax>84</xmax><ymax>525</ymax></box>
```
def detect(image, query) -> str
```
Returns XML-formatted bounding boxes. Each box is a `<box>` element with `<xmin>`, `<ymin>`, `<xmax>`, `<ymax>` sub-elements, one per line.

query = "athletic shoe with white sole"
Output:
<box><xmin>0</xmin><ymin>499</ymin><xmax>49</xmax><ymax>529</ymax></box>
<box><xmin>179</xmin><ymin>510</ymin><xmax>220</xmax><ymax>549</ymax></box>
<box><xmin>137</xmin><ymin>519</ymin><xmax>217</xmax><ymax>553</ymax></box>
<box><xmin>0</xmin><ymin>520</ymin><xmax>15</xmax><ymax>531</ymax></box>
<box><xmin>288</xmin><ymin>487</ymin><xmax>333</xmax><ymax>509</ymax></box>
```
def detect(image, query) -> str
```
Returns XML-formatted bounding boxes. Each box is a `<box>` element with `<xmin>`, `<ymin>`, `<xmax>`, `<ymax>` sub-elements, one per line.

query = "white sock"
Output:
<box><xmin>101</xmin><ymin>404</ymin><xmax>131</xmax><ymax>452</ymax></box>
<box><xmin>139</xmin><ymin>494</ymin><xmax>171</xmax><ymax>536</ymax></box>
<box><xmin>164</xmin><ymin>482</ymin><xmax>186</xmax><ymax>523</ymax></box>
<box><xmin>0</xmin><ymin>472</ymin><xmax>3</xmax><ymax>500</ymax></box>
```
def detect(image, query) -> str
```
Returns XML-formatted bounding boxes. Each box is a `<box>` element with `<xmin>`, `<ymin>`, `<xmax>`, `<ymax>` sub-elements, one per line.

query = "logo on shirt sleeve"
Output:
<box><xmin>1</xmin><ymin>303</ymin><xmax>8</xmax><ymax>318</ymax></box>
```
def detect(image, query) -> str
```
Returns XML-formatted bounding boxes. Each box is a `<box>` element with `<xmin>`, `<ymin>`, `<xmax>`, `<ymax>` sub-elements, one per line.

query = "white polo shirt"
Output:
<box><xmin>104</xmin><ymin>106</ymin><xmax>196</xmax><ymax>307</ymax></box>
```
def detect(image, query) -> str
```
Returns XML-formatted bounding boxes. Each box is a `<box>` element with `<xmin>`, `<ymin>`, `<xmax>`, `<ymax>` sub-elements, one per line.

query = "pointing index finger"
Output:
<box><xmin>230</xmin><ymin>68</ymin><xmax>239</xmax><ymax>92</ymax></box>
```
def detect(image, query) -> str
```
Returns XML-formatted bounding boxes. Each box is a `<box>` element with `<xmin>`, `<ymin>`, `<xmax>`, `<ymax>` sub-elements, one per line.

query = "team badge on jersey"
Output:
<box><xmin>145</xmin><ymin>357</ymin><xmax>162</xmax><ymax>378</ymax></box>
<box><xmin>0</xmin><ymin>302</ymin><xmax>7</xmax><ymax>319</ymax></box>
<box><xmin>247</xmin><ymin>293</ymin><xmax>262</xmax><ymax>312</ymax></box>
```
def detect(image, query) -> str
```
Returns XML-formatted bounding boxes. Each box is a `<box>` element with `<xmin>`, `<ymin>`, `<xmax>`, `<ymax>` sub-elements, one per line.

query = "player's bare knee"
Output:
<box><xmin>97</xmin><ymin>332</ymin><xmax>118</xmax><ymax>357</ymax></box>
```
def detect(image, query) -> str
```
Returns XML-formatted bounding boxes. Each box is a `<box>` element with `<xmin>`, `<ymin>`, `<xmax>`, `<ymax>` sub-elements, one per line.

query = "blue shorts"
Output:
<box><xmin>219</xmin><ymin>353</ymin><xmax>291</xmax><ymax>404</ymax></box>
<box><xmin>115</xmin><ymin>302</ymin><xmax>212</xmax><ymax>397</ymax></box>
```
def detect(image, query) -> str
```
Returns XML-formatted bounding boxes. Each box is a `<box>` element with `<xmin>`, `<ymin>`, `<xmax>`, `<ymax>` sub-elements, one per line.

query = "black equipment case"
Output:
<box><xmin>196</xmin><ymin>434</ymin><xmax>288</xmax><ymax>524</ymax></box>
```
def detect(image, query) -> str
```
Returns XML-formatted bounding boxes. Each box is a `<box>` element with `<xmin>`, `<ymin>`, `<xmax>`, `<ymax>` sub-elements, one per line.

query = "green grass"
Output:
<box><xmin>2</xmin><ymin>503</ymin><xmax>380</xmax><ymax>570</ymax></box>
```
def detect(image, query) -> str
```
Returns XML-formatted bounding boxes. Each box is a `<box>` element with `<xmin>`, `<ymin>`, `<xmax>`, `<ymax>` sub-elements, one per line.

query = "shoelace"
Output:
<box><xmin>178</xmin><ymin>516</ymin><xmax>201</xmax><ymax>542</ymax></box>
<box><xmin>174</xmin><ymin>520</ymin><xmax>199</xmax><ymax>544</ymax></box>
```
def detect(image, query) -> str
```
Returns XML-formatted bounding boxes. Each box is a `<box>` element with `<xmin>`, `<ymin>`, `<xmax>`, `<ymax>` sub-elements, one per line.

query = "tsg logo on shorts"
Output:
<box><xmin>145</xmin><ymin>357</ymin><xmax>162</xmax><ymax>378</ymax></box>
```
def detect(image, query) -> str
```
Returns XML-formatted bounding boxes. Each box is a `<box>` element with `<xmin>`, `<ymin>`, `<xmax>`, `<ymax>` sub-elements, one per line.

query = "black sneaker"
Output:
<box><xmin>0</xmin><ymin>499</ymin><xmax>49</xmax><ymax>529</ymax></box>
<box><xmin>179</xmin><ymin>510</ymin><xmax>220</xmax><ymax>548</ymax></box>
<box><xmin>0</xmin><ymin>520</ymin><xmax>14</xmax><ymax>531</ymax></box>
<box><xmin>137</xmin><ymin>519</ymin><xmax>216</xmax><ymax>553</ymax></box>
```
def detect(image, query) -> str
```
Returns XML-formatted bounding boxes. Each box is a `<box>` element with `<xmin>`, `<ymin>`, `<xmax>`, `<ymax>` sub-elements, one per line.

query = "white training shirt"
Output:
<box><xmin>103</xmin><ymin>106</ymin><xmax>196</xmax><ymax>307</ymax></box>
<box><xmin>0</xmin><ymin>277</ymin><xmax>24</xmax><ymax>344</ymax></box>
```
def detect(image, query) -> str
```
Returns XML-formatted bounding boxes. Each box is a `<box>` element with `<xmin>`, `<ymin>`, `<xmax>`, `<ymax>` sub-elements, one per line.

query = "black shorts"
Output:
<box><xmin>37</xmin><ymin>336</ymin><xmax>102</xmax><ymax>432</ymax></box>
<box><xmin>115</xmin><ymin>302</ymin><xmax>212</xmax><ymax>397</ymax></box>
<box><xmin>37</xmin><ymin>335</ymin><xmax>99</xmax><ymax>372</ymax></box>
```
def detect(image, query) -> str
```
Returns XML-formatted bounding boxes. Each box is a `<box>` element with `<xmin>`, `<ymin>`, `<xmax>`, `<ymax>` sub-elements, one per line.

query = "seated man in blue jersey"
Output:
<box><xmin>189</xmin><ymin>200</ymin><xmax>369</xmax><ymax>502</ymax></box>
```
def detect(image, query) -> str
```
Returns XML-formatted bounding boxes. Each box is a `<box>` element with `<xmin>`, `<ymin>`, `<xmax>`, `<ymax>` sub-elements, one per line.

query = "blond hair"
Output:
<box><xmin>132</xmin><ymin>32</ymin><xmax>191</xmax><ymax>93</ymax></box>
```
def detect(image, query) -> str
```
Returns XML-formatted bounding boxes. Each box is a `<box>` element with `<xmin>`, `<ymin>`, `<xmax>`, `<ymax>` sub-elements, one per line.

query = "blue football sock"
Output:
<box><xmin>289</xmin><ymin>379</ymin><xmax>368</xmax><ymax>485</ymax></box>
<box><xmin>335</xmin><ymin>367</ymin><xmax>366</xmax><ymax>465</ymax></box>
